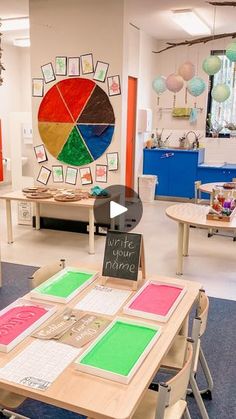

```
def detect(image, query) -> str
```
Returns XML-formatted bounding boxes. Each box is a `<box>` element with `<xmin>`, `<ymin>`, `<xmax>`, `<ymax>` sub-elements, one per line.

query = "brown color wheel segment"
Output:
<box><xmin>38</xmin><ymin>85</ymin><xmax>73</xmax><ymax>123</ymax></box>
<box><xmin>38</xmin><ymin>122</ymin><xmax>74</xmax><ymax>158</ymax></box>
<box><xmin>56</xmin><ymin>78</ymin><xmax>95</xmax><ymax>122</ymax></box>
<box><xmin>77</xmin><ymin>85</ymin><xmax>115</xmax><ymax>124</ymax></box>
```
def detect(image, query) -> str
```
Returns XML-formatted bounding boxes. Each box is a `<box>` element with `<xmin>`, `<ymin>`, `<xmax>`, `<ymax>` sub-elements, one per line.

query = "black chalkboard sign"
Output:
<box><xmin>102</xmin><ymin>231</ymin><xmax>142</xmax><ymax>281</ymax></box>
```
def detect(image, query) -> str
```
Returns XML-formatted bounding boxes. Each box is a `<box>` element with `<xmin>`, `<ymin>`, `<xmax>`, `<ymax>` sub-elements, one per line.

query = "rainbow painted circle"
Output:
<box><xmin>38</xmin><ymin>78</ymin><xmax>115</xmax><ymax>166</ymax></box>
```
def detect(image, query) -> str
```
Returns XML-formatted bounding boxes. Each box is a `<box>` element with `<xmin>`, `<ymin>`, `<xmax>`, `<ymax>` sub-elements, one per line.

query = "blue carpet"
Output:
<box><xmin>0</xmin><ymin>262</ymin><xmax>236</xmax><ymax>419</ymax></box>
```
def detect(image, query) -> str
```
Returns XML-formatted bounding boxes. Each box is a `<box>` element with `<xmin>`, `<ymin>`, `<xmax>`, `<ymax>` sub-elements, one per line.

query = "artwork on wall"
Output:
<box><xmin>65</xmin><ymin>166</ymin><xmax>78</xmax><ymax>185</ymax></box>
<box><xmin>107</xmin><ymin>75</ymin><xmax>121</xmax><ymax>96</ymax></box>
<box><xmin>38</xmin><ymin>78</ymin><xmax>115</xmax><ymax>167</ymax></box>
<box><xmin>52</xmin><ymin>165</ymin><xmax>64</xmax><ymax>183</ymax></box>
<box><xmin>34</xmin><ymin>144</ymin><xmax>48</xmax><ymax>163</ymax></box>
<box><xmin>41</xmin><ymin>62</ymin><xmax>56</xmax><ymax>84</ymax></box>
<box><xmin>37</xmin><ymin>166</ymin><xmax>51</xmax><ymax>185</ymax></box>
<box><xmin>32</xmin><ymin>78</ymin><xmax>44</xmax><ymax>97</ymax></box>
<box><xmin>81</xmin><ymin>53</ymin><xmax>94</xmax><ymax>74</ymax></box>
<box><xmin>80</xmin><ymin>167</ymin><xmax>93</xmax><ymax>185</ymax></box>
<box><xmin>93</xmin><ymin>61</ymin><xmax>109</xmax><ymax>83</ymax></box>
<box><xmin>55</xmin><ymin>56</ymin><xmax>67</xmax><ymax>76</ymax></box>
<box><xmin>106</xmin><ymin>152</ymin><xmax>118</xmax><ymax>171</ymax></box>
<box><xmin>68</xmin><ymin>57</ymin><xmax>80</xmax><ymax>76</ymax></box>
<box><xmin>95</xmin><ymin>164</ymin><xmax>108</xmax><ymax>183</ymax></box>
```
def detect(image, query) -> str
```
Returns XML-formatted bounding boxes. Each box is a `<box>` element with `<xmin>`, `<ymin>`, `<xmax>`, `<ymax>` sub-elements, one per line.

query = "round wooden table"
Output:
<box><xmin>166</xmin><ymin>203</ymin><xmax>236</xmax><ymax>275</ymax></box>
<box><xmin>199</xmin><ymin>182</ymin><xmax>236</xmax><ymax>203</ymax></box>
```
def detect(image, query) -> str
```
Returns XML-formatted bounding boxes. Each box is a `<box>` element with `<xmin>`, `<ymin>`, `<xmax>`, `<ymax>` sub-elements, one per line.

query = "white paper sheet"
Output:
<box><xmin>0</xmin><ymin>340</ymin><xmax>81</xmax><ymax>391</ymax></box>
<box><xmin>75</xmin><ymin>285</ymin><xmax>132</xmax><ymax>315</ymax></box>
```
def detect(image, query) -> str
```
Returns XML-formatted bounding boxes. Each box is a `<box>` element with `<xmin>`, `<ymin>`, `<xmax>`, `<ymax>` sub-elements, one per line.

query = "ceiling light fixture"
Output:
<box><xmin>0</xmin><ymin>17</ymin><xmax>30</xmax><ymax>32</ymax></box>
<box><xmin>171</xmin><ymin>9</ymin><xmax>211</xmax><ymax>36</ymax></box>
<box><xmin>13</xmin><ymin>38</ymin><xmax>30</xmax><ymax>47</ymax></box>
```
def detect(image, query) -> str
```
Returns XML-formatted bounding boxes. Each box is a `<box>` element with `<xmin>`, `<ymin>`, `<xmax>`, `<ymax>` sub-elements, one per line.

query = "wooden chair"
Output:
<box><xmin>29</xmin><ymin>258</ymin><xmax>66</xmax><ymax>289</ymax></box>
<box><xmin>0</xmin><ymin>391</ymin><xmax>29</xmax><ymax>418</ymax></box>
<box><xmin>132</xmin><ymin>340</ymin><xmax>193</xmax><ymax>419</ymax></box>
<box><xmin>160</xmin><ymin>290</ymin><xmax>212</xmax><ymax>419</ymax></box>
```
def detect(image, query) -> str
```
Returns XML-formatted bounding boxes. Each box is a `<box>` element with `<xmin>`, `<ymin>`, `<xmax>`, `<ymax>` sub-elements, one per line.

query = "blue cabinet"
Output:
<box><xmin>143</xmin><ymin>148</ymin><xmax>204</xmax><ymax>198</ymax></box>
<box><xmin>197</xmin><ymin>165</ymin><xmax>236</xmax><ymax>184</ymax></box>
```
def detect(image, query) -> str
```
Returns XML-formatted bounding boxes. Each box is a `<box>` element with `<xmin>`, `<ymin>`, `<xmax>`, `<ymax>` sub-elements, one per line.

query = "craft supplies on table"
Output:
<box><xmin>75</xmin><ymin>318</ymin><xmax>161</xmax><ymax>384</ymax></box>
<box><xmin>74</xmin><ymin>285</ymin><xmax>132</xmax><ymax>315</ymax></box>
<box><xmin>0</xmin><ymin>340</ymin><xmax>81</xmax><ymax>391</ymax></box>
<box><xmin>30</xmin><ymin>267</ymin><xmax>99</xmax><ymax>303</ymax></box>
<box><xmin>0</xmin><ymin>299</ymin><xmax>56</xmax><ymax>353</ymax></box>
<box><xmin>123</xmin><ymin>281</ymin><xmax>186</xmax><ymax>322</ymax></box>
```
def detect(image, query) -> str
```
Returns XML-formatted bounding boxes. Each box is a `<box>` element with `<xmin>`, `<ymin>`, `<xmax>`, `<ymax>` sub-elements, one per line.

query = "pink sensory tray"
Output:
<box><xmin>123</xmin><ymin>280</ymin><xmax>186</xmax><ymax>322</ymax></box>
<box><xmin>0</xmin><ymin>298</ymin><xmax>57</xmax><ymax>353</ymax></box>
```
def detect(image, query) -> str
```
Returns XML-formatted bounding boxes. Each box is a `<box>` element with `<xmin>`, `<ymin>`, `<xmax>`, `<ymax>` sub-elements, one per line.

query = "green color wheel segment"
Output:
<box><xmin>37</xmin><ymin>271</ymin><xmax>93</xmax><ymax>298</ymax></box>
<box><xmin>80</xmin><ymin>320</ymin><xmax>158</xmax><ymax>376</ymax></box>
<box><xmin>57</xmin><ymin>126</ymin><xmax>93</xmax><ymax>166</ymax></box>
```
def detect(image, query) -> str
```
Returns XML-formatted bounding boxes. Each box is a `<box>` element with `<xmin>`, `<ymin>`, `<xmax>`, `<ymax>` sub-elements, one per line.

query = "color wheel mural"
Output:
<box><xmin>38</xmin><ymin>78</ymin><xmax>115</xmax><ymax>166</ymax></box>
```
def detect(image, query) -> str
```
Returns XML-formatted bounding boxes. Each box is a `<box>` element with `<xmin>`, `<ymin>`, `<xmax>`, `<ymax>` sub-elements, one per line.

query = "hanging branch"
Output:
<box><xmin>207</xmin><ymin>2</ymin><xmax>236</xmax><ymax>6</ymax></box>
<box><xmin>153</xmin><ymin>32</ymin><xmax>236</xmax><ymax>53</ymax></box>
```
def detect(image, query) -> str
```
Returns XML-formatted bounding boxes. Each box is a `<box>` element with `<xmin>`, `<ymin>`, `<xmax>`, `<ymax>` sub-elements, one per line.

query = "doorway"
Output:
<box><xmin>125</xmin><ymin>76</ymin><xmax>137</xmax><ymax>189</ymax></box>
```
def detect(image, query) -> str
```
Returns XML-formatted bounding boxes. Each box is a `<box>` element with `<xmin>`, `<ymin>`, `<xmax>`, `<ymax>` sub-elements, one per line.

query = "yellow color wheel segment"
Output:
<box><xmin>38</xmin><ymin>122</ymin><xmax>74</xmax><ymax>158</ymax></box>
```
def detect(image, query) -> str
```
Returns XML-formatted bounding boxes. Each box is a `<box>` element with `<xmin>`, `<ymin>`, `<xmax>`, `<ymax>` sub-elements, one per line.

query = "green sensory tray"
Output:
<box><xmin>30</xmin><ymin>267</ymin><xmax>99</xmax><ymax>303</ymax></box>
<box><xmin>75</xmin><ymin>318</ymin><xmax>161</xmax><ymax>384</ymax></box>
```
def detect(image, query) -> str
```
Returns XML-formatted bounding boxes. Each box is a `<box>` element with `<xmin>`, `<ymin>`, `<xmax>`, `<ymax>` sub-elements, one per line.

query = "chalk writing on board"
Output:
<box><xmin>102</xmin><ymin>231</ymin><xmax>142</xmax><ymax>281</ymax></box>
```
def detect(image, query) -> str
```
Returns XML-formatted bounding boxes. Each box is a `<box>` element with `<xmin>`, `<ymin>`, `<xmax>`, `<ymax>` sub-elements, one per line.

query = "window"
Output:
<box><xmin>206</xmin><ymin>50</ymin><xmax>236</xmax><ymax>137</ymax></box>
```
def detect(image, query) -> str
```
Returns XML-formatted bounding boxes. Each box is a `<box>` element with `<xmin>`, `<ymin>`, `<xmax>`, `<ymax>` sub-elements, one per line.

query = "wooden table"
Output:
<box><xmin>0</xmin><ymin>190</ymin><xmax>97</xmax><ymax>256</ymax></box>
<box><xmin>0</xmin><ymin>273</ymin><xmax>201</xmax><ymax>419</ymax></box>
<box><xmin>166</xmin><ymin>203</ymin><xmax>236</xmax><ymax>275</ymax></box>
<box><xmin>199</xmin><ymin>182</ymin><xmax>236</xmax><ymax>204</ymax></box>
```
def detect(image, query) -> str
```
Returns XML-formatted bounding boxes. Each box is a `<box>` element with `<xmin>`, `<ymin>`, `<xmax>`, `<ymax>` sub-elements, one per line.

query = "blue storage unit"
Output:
<box><xmin>143</xmin><ymin>148</ymin><xmax>205</xmax><ymax>198</ymax></box>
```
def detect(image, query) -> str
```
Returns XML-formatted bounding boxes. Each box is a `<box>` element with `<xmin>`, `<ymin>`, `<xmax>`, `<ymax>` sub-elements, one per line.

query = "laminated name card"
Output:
<box><xmin>30</xmin><ymin>267</ymin><xmax>99</xmax><ymax>303</ymax></box>
<box><xmin>75</xmin><ymin>318</ymin><xmax>161</xmax><ymax>384</ymax></box>
<box><xmin>123</xmin><ymin>281</ymin><xmax>186</xmax><ymax>322</ymax></box>
<box><xmin>0</xmin><ymin>299</ymin><xmax>56</xmax><ymax>353</ymax></box>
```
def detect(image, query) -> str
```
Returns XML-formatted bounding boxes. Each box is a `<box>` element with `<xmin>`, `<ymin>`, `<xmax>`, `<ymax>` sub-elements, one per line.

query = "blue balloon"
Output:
<box><xmin>187</xmin><ymin>77</ymin><xmax>206</xmax><ymax>97</ymax></box>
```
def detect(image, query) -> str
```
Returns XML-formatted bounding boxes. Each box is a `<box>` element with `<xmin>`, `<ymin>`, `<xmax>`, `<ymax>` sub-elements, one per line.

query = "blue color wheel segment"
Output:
<box><xmin>77</xmin><ymin>124</ymin><xmax>114</xmax><ymax>160</ymax></box>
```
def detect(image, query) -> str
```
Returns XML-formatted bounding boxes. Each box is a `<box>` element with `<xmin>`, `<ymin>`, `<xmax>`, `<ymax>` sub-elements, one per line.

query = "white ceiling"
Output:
<box><xmin>0</xmin><ymin>0</ymin><xmax>236</xmax><ymax>45</ymax></box>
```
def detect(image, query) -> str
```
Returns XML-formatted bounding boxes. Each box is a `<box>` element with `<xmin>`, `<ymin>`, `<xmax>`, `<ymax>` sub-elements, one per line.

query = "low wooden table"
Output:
<box><xmin>166</xmin><ymin>202</ymin><xmax>236</xmax><ymax>275</ymax></box>
<box><xmin>0</xmin><ymin>272</ymin><xmax>201</xmax><ymax>419</ymax></box>
<box><xmin>0</xmin><ymin>190</ymin><xmax>97</xmax><ymax>255</ymax></box>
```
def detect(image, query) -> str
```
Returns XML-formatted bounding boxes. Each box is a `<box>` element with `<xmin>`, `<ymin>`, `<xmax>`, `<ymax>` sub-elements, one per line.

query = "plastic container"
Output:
<box><xmin>138</xmin><ymin>175</ymin><xmax>158</xmax><ymax>202</ymax></box>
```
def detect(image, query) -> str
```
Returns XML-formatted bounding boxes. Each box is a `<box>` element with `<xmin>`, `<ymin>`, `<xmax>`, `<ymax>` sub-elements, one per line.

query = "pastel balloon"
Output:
<box><xmin>202</xmin><ymin>56</ymin><xmax>221</xmax><ymax>75</ymax></box>
<box><xmin>166</xmin><ymin>73</ymin><xmax>184</xmax><ymax>93</ymax></box>
<box><xmin>178</xmin><ymin>61</ymin><xmax>195</xmax><ymax>81</ymax></box>
<box><xmin>187</xmin><ymin>77</ymin><xmax>206</xmax><ymax>97</ymax></box>
<box><xmin>152</xmin><ymin>76</ymin><xmax>166</xmax><ymax>94</ymax></box>
<box><xmin>226</xmin><ymin>42</ymin><xmax>236</xmax><ymax>62</ymax></box>
<box><xmin>211</xmin><ymin>84</ymin><xmax>230</xmax><ymax>103</ymax></box>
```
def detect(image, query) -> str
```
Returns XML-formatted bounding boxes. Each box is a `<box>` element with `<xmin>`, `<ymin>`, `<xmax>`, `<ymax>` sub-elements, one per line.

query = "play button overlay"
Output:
<box><xmin>110</xmin><ymin>201</ymin><xmax>128</xmax><ymax>219</ymax></box>
<box><xmin>94</xmin><ymin>184</ymin><xmax>143</xmax><ymax>232</ymax></box>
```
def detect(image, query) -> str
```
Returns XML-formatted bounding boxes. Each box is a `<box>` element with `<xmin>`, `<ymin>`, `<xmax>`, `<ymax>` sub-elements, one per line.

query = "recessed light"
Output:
<box><xmin>171</xmin><ymin>9</ymin><xmax>211</xmax><ymax>36</ymax></box>
<box><xmin>1</xmin><ymin>17</ymin><xmax>30</xmax><ymax>32</ymax></box>
<box><xmin>13</xmin><ymin>38</ymin><xmax>30</xmax><ymax>48</ymax></box>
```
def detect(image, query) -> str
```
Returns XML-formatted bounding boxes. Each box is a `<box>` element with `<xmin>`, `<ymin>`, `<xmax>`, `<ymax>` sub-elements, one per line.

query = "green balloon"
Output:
<box><xmin>211</xmin><ymin>84</ymin><xmax>230</xmax><ymax>103</ymax></box>
<box><xmin>202</xmin><ymin>56</ymin><xmax>221</xmax><ymax>75</ymax></box>
<box><xmin>152</xmin><ymin>76</ymin><xmax>166</xmax><ymax>94</ymax></box>
<box><xmin>226</xmin><ymin>42</ymin><xmax>236</xmax><ymax>62</ymax></box>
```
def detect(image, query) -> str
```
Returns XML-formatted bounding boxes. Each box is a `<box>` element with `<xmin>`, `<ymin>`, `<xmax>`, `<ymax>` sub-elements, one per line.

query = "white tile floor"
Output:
<box><xmin>0</xmin><ymin>186</ymin><xmax>236</xmax><ymax>301</ymax></box>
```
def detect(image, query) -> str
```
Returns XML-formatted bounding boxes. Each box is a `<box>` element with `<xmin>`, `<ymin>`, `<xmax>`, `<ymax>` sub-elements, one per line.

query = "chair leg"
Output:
<box><xmin>189</xmin><ymin>374</ymin><xmax>209</xmax><ymax>419</ymax></box>
<box><xmin>183</xmin><ymin>407</ymin><xmax>192</xmax><ymax>419</ymax></box>
<box><xmin>198</xmin><ymin>347</ymin><xmax>213</xmax><ymax>398</ymax></box>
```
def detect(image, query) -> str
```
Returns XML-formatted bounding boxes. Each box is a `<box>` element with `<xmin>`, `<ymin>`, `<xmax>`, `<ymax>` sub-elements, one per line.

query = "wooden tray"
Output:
<box><xmin>22</xmin><ymin>187</ymin><xmax>48</xmax><ymax>193</ymax></box>
<box><xmin>75</xmin><ymin>318</ymin><xmax>161</xmax><ymax>384</ymax></box>
<box><xmin>123</xmin><ymin>280</ymin><xmax>186</xmax><ymax>322</ymax></box>
<box><xmin>0</xmin><ymin>299</ymin><xmax>56</xmax><ymax>353</ymax></box>
<box><xmin>207</xmin><ymin>206</ymin><xmax>236</xmax><ymax>222</ymax></box>
<box><xmin>30</xmin><ymin>267</ymin><xmax>99</xmax><ymax>303</ymax></box>
<box><xmin>26</xmin><ymin>192</ymin><xmax>53</xmax><ymax>199</ymax></box>
<box><xmin>54</xmin><ymin>194</ymin><xmax>82</xmax><ymax>202</ymax></box>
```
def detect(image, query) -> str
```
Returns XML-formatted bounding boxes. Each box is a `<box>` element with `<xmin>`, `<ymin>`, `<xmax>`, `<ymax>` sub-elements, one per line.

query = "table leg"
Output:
<box><xmin>6</xmin><ymin>200</ymin><xmax>13</xmax><ymax>244</ymax></box>
<box><xmin>183</xmin><ymin>224</ymin><xmax>189</xmax><ymax>257</ymax></box>
<box><xmin>89</xmin><ymin>208</ymin><xmax>95</xmax><ymax>255</ymax></box>
<box><xmin>177</xmin><ymin>222</ymin><xmax>184</xmax><ymax>275</ymax></box>
<box><xmin>35</xmin><ymin>203</ymin><xmax>40</xmax><ymax>230</ymax></box>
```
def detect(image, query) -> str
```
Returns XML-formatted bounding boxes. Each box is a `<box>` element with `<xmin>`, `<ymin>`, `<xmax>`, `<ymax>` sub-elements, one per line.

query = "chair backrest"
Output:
<box><xmin>194</xmin><ymin>180</ymin><xmax>202</xmax><ymax>204</ymax></box>
<box><xmin>196</xmin><ymin>290</ymin><xmax>209</xmax><ymax>337</ymax></box>
<box><xmin>165</xmin><ymin>340</ymin><xmax>193</xmax><ymax>407</ymax></box>
<box><xmin>29</xmin><ymin>259</ymin><xmax>65</xmax><ymax>289</ymax></box>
